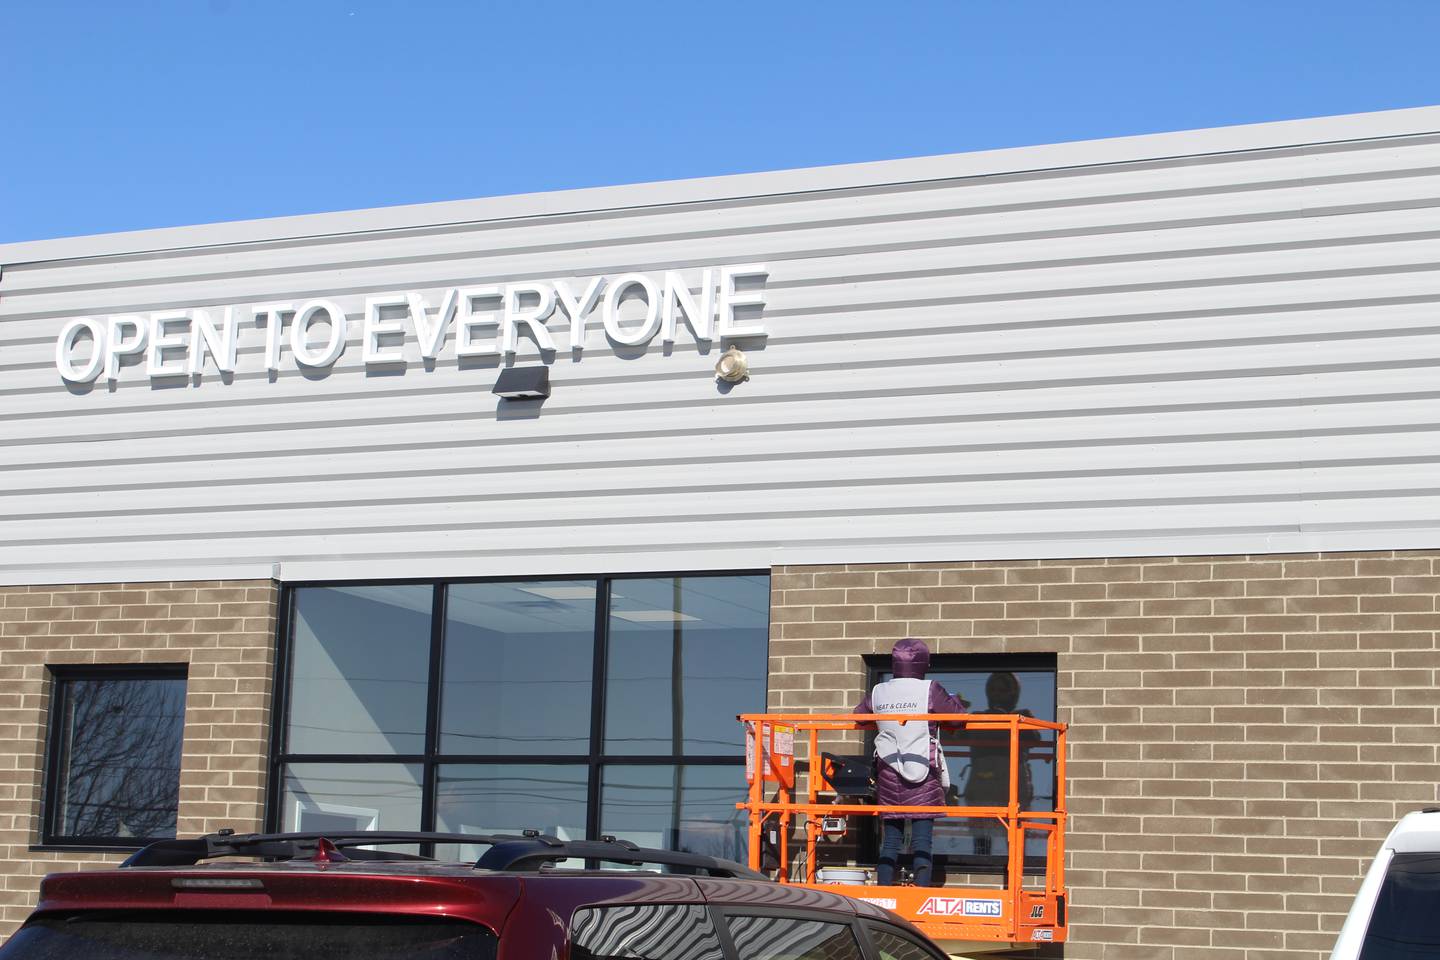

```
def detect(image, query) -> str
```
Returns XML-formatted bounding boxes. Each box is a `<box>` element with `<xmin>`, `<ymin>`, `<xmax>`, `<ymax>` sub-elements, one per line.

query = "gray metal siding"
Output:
<box><xmin>5</xmin><ymin>111</ymin><xmax>1440</xmax><ymax>584</ymax></box>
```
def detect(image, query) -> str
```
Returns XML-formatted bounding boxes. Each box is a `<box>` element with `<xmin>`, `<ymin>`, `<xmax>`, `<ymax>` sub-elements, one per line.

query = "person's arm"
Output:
<box><xmin>930</xmin><ymin>682</ymin><xmax>970</xmax><ymax>728</ymax></box>
<box><xmin>853</xmin><ymin>692</ymin><xmax>875</xmax><ymax>729</ymax></box>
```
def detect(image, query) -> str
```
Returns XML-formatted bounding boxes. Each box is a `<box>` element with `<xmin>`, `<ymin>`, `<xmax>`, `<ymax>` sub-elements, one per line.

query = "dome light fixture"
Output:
<box><xmin>715</xmin><ymin>346</ymin><xmax>750</xmax><ymax>383</ymax></box>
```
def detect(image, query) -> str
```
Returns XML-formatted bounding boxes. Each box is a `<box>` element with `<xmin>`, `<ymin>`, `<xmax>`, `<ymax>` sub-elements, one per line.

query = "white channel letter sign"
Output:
<box><xmin>54</xmin><ymin>265</ymin><xmax>768</xmax><ymax>384</ymax></box>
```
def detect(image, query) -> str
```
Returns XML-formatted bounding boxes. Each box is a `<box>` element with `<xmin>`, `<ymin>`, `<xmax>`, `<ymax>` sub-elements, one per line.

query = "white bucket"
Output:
<box><xmin>816</xmin><ymin>867</ymin><xmax>870</xmax><ymax>885</ymax></box>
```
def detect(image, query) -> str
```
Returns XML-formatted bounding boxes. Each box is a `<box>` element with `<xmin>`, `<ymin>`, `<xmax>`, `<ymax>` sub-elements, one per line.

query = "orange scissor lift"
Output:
<box><xmin>739</xmin><ymin>713</ymin><xmax>1067</xmax><ymax>957</ymax></box>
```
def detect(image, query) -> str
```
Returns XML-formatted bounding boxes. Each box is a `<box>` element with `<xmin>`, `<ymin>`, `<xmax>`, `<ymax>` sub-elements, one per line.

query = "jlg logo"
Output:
<box><xmin>1030</xmin><ymin>905</ymin><xmax>1045</xmax><ymax>919</ymax></box>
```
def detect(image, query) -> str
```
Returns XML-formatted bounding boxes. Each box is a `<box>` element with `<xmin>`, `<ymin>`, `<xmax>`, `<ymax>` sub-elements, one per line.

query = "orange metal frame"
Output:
<box><xmin>738</xmin><ymin>712</ymin><xmax>1068</xmax><ymax>948</ymax></box>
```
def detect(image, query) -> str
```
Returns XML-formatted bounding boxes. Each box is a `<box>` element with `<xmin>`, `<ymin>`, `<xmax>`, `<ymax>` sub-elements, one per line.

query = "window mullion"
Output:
<box><xmin>420</xmin><ymin>583</ymin><xmax>447</xmax><ymax>848</ymax></box>
<box><xmin>265</xmin><ymin>583</ymin><xmax>295</xmax><ymax>833</ymax></box>
<box><xmin>587</xmin><ymin>575</ymin><xmax>610</xmax><ymax>841</ymax></box>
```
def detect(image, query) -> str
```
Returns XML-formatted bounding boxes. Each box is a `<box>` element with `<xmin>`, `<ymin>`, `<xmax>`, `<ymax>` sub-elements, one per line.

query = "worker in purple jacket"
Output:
<box><xmin>854</xmin><ymin>638</ymin><xmax>969</xmax><ymax>887</ymax></box>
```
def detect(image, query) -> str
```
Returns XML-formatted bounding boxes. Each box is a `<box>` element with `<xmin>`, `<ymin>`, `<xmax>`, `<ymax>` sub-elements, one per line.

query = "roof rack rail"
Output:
<box><xmin>120</xmin><ymin>830</ymin><xmax>764</xmax><ymax>879</ymax></box>
<box><xmin>120</xmin><ymin>831</ymin><xmax>529</xmax><ymax>868</ymax></box>
<box><xmin>474</xmin><ymin>838</ymin><xmax>763</xmax><ymax>879</ymax></box>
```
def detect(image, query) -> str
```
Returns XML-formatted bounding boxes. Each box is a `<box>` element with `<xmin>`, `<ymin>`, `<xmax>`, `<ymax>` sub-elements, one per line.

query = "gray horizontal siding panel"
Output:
<box><xmin>6</xmin><ymin>103</ymin><xmax>1440</xmax><ymax>262</ymax></box>
<box><xmin>6</xmin><ymin>108</ymin><xmax>1440</xmax><ymax>584</ymax></box>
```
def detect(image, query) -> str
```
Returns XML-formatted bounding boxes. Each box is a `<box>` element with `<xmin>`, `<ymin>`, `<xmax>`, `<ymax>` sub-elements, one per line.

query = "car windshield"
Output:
<box><xmin>0</xmin><ymin>912</ymin><xmax>497</xmax><ymax>960</ymax></box>
<box><xmin>1361</xmin><ymin>853</ymin><xmax>1440</xmax><ymax>959</ymax></box>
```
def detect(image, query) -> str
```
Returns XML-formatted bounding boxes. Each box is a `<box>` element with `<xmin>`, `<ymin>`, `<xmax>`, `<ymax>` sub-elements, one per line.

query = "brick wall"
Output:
<box><xmin>770</xmin><ymin>552</ymin><xmax>1440</xmax><ymax>960</ymax></box>
<box><xmin>0</xmin><ymin>579</ymin><xmax>277</xmax><ymax>938</ymax></box>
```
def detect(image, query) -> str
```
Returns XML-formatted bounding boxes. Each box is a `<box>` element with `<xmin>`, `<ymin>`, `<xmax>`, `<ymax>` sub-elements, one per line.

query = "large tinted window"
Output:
<box><xmin>605</xmin><ymin>576</ymin><xmax>769</xmax><ymax>755</ymax></box>
<box><xmin>1360</xmin><ymin>852</ymin><xmax>1440</xmax><ymax>959</ymax></box>
<box><xmin>288</xmin><ymin>585</ymin><xmax>431</xmax><ymax>755</ymax></box>
<box><xmin>442</xmin><ymin>581</ymin><xmax>595</xmax><ymax>755</ymax></box>
<box><xmin>281</xmin><ymin>762</ymin><xmax>422</xmax><ymax>833</ymax></box>
<box><xmin>0</xmin><ymin>914</ymin><xmax>496</xmax><ymax>960</ymax></box>
<box><xmin>600</xmin><ymin>764</ymin><xmax>748</xmax><ymax>861</ymax></box>
<box><xmin>45</xmin><ymin>667</ymin><xmax>186</xmax><ymax>845</ymax></box>
<box><xmin>276</xmin><ymin>574</ymin><xmax>767</xmax><ymax>851</ymax></box>
<box><xmin>434</xmin><ymin>764</ymin><xmax>588</xmax><ymax>857</ymax></box>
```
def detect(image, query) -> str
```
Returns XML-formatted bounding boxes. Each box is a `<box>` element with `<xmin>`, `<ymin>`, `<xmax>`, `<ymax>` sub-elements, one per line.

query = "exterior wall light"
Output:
<box><xmin>493</xmin><ymin>366</ymin><xmax>550</xmax><ymax>400</ymax></box>
<box><xmin>715</xmin><ymin>346</ymin><xmax>749</xmax><ymax>383</ymax></box>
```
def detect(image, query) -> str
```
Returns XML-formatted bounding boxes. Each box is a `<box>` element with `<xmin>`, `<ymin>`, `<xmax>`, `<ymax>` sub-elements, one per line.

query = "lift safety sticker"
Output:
<box><xmin>773</xmin><ymin>724</ymin><xmax>794</xmax><ymax>759</ymax></box>
<box><xmin>917</xmin><ymin>897</ymin><xmax>1002</xmax><ymax>918</ymax></box>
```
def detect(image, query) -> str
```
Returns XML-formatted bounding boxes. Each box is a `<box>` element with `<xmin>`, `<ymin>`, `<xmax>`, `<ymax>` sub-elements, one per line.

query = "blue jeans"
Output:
<box><xmin>877</xmin><ymin>818</ymin><xmax>934</xmax><ymax>887</ymax></box>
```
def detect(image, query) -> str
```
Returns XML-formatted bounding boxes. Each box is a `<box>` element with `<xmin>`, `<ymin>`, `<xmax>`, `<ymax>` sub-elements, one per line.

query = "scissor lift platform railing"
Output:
<box><xmin>739</xmin><ymin>712</ymin><xmax>1067</xmax><ymax>955</ymax></box>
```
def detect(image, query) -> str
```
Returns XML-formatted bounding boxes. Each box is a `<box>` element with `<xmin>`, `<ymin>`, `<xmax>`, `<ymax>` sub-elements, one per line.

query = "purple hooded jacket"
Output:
<box><xmin>854</xmin><ymin>638</ymin><xmax>969</xmax><ymax>818</ymax></box>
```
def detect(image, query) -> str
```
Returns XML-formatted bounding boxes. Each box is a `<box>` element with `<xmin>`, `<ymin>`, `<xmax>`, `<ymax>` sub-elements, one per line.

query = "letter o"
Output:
<box><xmin>55</xmin><ymin>318</ymin><xmax>106</xmax><ymax>383</ymax></box>
<box><xmin>290</xmin><ymin>300</ymin><xmax>348</xmax><ymax>367</ymax></box>
<box><xmin>602</xmin><ymin>274</ymin><xmax>661</xmax><ymax>346</ymax></box>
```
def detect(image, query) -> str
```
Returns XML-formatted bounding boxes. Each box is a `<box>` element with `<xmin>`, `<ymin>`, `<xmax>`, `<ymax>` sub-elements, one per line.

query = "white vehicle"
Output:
<box><xmin>1330</xmin><ymin>808</ymin><xmax>1440</xmax><ymax>959</ymax></box>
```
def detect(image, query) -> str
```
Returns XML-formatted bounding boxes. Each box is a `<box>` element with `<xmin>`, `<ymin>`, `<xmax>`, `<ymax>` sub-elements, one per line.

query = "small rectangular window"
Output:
<box><xmin>864</xmin><ymin>652</ymin><xmax>1059</xmax><ymax>875</ymax></box>
<box><xmin>44</xmin><ymin>666</ymin><xmax>187</xmax><ymax>846</ymax></box>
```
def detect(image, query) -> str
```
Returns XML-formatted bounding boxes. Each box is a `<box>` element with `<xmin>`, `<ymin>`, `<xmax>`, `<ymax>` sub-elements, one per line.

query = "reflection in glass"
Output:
<box><xmin>604</xmin><ymin>576</ymin><xmax>768</xmax><ymax>756</ymax></box>
<box><xmin>441</xmin><ymin>582</ymin><xmax>595</xmax><ymax>755</ymax></box>
<box><xmin>600</xmin><ymin>765</ymin><xmax>747</xmax><ymax>861</ymax></box>
<box><xmin>281</xmin><ymin>762</ymin><xmax>422</xmax><ymax>833</ymax></box>
<box><xmin>875</xmin><ymin>664</ymin><xmax>1057</xmax><ymax>863</ymax></box>
<box><xmin>54</xmin><ymin>675</ymin><xmax>186</xmax><ymax>840</ymax></box>
<box><xmin>288</xmin><ymin>586</ymin><xmax>431</xmax><ymax>755</ymax></box>
<box><xmin>867</xmin><ymin>928</ymin><xmax>938</xmax><ymax>960</ymax></box>
<box><xmin>571</xmin><ymin>905</ymin><xmax>725</xmax><ymax>960</ymax></box>
<box><xmin>435</xmin><ymin>764</ymin><xmax>588</xmax><ymax>862</ymax></box>
<box><xmin>1361</xmin><ymin>852</ymin><xmax>1440</xmax><ymax>957</ymax></box>
<box><xmin>726</xmin><ymin>916</ymin><xmax>863</xmax><ymax>960</ymax></box>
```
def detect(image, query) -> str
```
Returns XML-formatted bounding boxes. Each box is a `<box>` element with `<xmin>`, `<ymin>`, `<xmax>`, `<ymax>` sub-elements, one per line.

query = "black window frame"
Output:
<box><xmin>41</xmin><ymin>663</ymin><xmax>189</xmax><ymax>850</ymax></box>
<box><xmin>860</xmin><ymin>651</ymin><xmax>1059</xmax><ymax>878</ymax></box>
<box><xmin>266</xmin><ymin>571</ymin><xmax>770</xmax><ymax>852</ymax></box>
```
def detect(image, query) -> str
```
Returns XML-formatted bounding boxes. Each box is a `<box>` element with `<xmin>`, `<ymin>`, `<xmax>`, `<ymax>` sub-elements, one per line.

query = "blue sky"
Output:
<box><xmin>3</xmin><ymin>0</ymin><xmax>1440</xmax><ymax>244</ymax></box>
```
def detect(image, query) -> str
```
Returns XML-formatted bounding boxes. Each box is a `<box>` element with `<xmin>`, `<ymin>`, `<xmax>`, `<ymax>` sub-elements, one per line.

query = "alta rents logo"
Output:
<box><xmin>916</xmin><ymin>897</ymin><xmax>1003</xmax><ymax>918</ymax></box>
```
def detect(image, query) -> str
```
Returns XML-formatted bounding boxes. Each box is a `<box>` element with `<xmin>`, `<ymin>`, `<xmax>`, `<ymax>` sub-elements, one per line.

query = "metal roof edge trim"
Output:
<box><xmin>4</xmin><ymin>104</ymin><xmax>1440</xmax><ymax>267</ymax></box>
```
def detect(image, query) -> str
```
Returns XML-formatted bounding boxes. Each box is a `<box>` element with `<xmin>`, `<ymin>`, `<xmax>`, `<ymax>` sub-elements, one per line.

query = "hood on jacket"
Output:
<box><xmin>890</xmin><ymin>637</ymin><xmax>930</xmax><ymax>679</ymax></box>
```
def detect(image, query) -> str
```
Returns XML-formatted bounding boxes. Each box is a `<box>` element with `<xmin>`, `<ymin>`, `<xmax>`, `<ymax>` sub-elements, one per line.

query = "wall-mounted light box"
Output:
<box><xmin>493</xmin><ymin>367</ymin><xmax>550</xmax><ymax>400</ymax></box>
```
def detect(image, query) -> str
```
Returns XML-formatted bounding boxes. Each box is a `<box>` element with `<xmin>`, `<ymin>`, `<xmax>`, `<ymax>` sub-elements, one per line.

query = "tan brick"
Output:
<box><xmin>0</xmin><ymin>578</ymin><xmax>277</xmax><ymax>939</ymax></box>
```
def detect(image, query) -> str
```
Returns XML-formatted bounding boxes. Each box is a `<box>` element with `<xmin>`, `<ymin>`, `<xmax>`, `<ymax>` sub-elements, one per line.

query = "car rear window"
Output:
<box><xmin>1361</xmin><ymin>852</ymin><xmax>1440</xmax><ymax>959</ymax></box>
<box><xmin>0</xmin><ymin>912</ymin><xmax>497</xmax><ymax>960</ymax></box>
